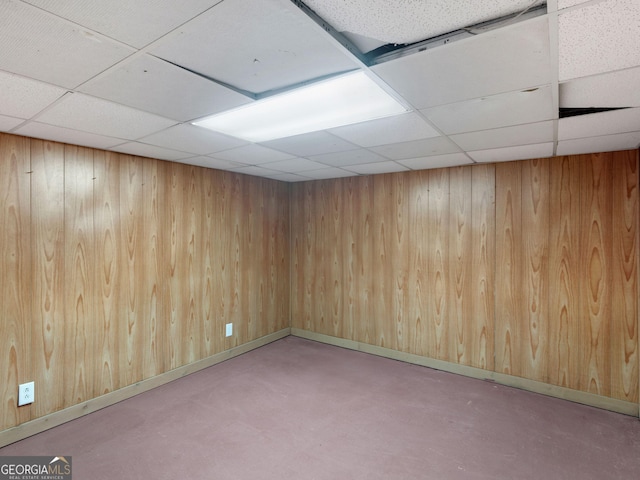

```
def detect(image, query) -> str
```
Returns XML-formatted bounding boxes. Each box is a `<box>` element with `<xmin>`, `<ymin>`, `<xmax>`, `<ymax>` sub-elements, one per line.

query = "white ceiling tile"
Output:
<box><xmin>299</xmin><ymin>168</ymin><xmax>359</xmax><ymax>180</ymax></box>
<box><xmin>140</xmin><ymin>124</ymin><xmax>247</xmax><ymax>155</ymax></box>
<box><xmin>150</xmin><ymin>0</ymin><xmax>360</xmax><ymax>93</ymax></box>
<box><xmin>80</xmin><ymin>55</ymin><xmax>252</xmax><ymax>122</ymax></box>
<box><xmin>308</xmin><ymin>149</ymin><xmax>388</xmax><ymax>167</ymax></box>
<box><xmin>559</xmin><ymin>108</ymin><xmax>640</xmax><ymax>140</ymax></box>
<box><xmin>468</xmin><ymin>142</ymin><xmax>554</xmax><ymax>163</ymax></box>
<box><xmin>261</xmin><ymin>158</ymin><xmax>327</xmax><ymax>173</ymax></box>
<box><xmin>211</xmin><ymin>144</ymin><xmax>294</xmax><ymax>165</ymax></box>
<box><xmin>260</xmin><ymin>132</ymin><xmax>359</xmax><ymax>157</ymax></box>
<box><xmin>398</xmin><ymin>153</ymin><xmax>474</xmax><ymax>170</ymax></box>
<box><xmin>13</xmin><ymin>122</ymin><xmax>124</xmax><ymax>149</ymax></box>
<box><xmin>559</xmin><ymin>66</ymin><xmax>640</xmax><ymax>108</ymax></box>
<box><xmin>262</xmin><ymin>172</ymin><xmax>311</xmax><ymax>182</ymax></box>
<box><xmin>557</xmin><ymin>131</ymin><xmax>640</xmax><ymax>155</ymax></box>
<box><xmin>451</xmin><ymin>121</ymin><xmax>554</xmax><ymax>150</ymax></box>
<box><xmin>0</xmin><ymin>1</ymin><xmax>134</xmax><ymax>89</ymax></box>
<box><xmin>36</xmin><ymin>93</ymin><xmax>176</xmax><ymax>139</ymax></box>
<box><xmin>559</xmin><ymin>0</ymin><xmax>640</xmax><ymax>81</ymax></box>
<box><xmin>170</xmin><ymin>156</ymin><xmax>243</xmax><ymax>170</ymax></box>
<box><xmin>422</xmin><ymin>85</ymin><xmax>554</xmax><ymax>135</ymax></box>
<box><xmin>558</xmin><ymin>0</ymin><xmax>591</xmax><ymax>8</ymax></box>
<box><xmin>0</xmin><ymin>115</ymin><xmax>25</xmax><ymax>132</ymax></box>
<box><xmin>228</xmin><ymin>165</ymin><xmax>282</xmax><ymax>177</ymax></box>
<box><xmin>344</xmin><ymin>161</ymin><xmax>409</xmax><ymax>175</ymax></box>
<box><xmin>372</xmin><ymin>16</ymin><xmax>551</xmax><ymax>109</ymax></box>
<box><xmin>304</xmin><ymin>0</ymin><xmax>545</xmax><ymax>47</ymax></box>
<box><xmin>370</xmin><ymin>136</ymin><xmax>461</xmax><ymax>160</ymax></box>
<box><xmin>329</xmin><ymin>113</ymin><xmax>440</xmax><ymax>147</ymax></box>
<box><xmin>23</xmin><ymin>0</ymin><xmax>222</xmax><ymax>48</ymax></box>
<box><xmin>0</xmin><ymin>71</ymin><xmax>67</xmax><ymax>118</ymax></box>
<box><xmin>110</xmin><ymin>142</ymin><xmax>193</xmax><ymax>161</ymax></box>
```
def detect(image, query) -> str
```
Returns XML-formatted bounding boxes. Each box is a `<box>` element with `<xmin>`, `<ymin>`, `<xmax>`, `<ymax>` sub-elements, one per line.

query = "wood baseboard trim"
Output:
<box><xmin>0</xmin><ymin>328</ymin><xmax>291</xmax><ymax>448</ymax></box>
<box><xmin>291</xmin><ymin>328</ymin><xmax>640</xmax><ymax>418</ymax></box>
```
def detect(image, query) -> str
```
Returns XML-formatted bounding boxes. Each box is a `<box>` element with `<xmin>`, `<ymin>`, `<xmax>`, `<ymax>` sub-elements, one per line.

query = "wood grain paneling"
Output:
<box><xmin>611</xmin><ymin>151</ymin><xmax>638</xmax><ymax>402</ymax></box>
<box><xmin>30</xmin><ymin>140</ymin><xmax>65</xmax><ymax>418</ymax></box>
<box><xmin>1</xmin><ymin>132</ymin><xmax>291</xmax><ymax>433</ymax></box>
<box><xmin>580</xmin><ymin>154</ymin><xmax>612</xmax><ymax>397</ymax></box>
<box><xmin>290</xmin><ymin>151</ymin><xmax>638</xmax><ymax>406</ymax></box>
<box><xmin>93</xmin><ymin>151</ymin><xmax>121</xmax><ymax>395</ymax></box>
<box><xmin>118</xmin><ymin>154</ymin><xmax>144</xmax><ymax>385</ymax></box>
<box><xmin>405</xmin><ymin>171</ymin><xmax>429</xmax><ymax>357</ymax></box>
<box><xmin>64</xmin><ymin>145</ymin><xmax>95</xmax><ymax>406</ymax></box>
<box><xmin>449</xmin><ymin>166</ymin><xmax>472</xmax><ymax>365</ymax></box>
<box><xmin>141</xmin><ymin>158</ymin><xmax>166</xmax><ymax>379</ymax></box>
<box><xmin>521</xmin><ymin>158</ymin><xmax>549</xmax><ymax>382</ymax></box>
<box><xmin>201</xmin><ymin>169</ymin><xmax>215</xmax><ymax>357</ymax></box>
<box><xmin>470</xmin><ymin>164</ymin><xmax>495</xmax><ymax>370</ymax></box>
<box><xmin>0</xmin><ymin>134</ymin><xmax>31</xmax><ymax>430</ymax></box>
<box><xmin>427</xmin><ymin>168</ymin><xmax>450</xmax><ymax>361</ymax></box>
<box><xmin>548</xmin><ymin>156</ymin><xmax>581</xmax><ymax>390</ymax></box>
<box><xmin>495</xmin><ymin>162</ymin><xmax>522</xmax><ymax>376</ymax></box>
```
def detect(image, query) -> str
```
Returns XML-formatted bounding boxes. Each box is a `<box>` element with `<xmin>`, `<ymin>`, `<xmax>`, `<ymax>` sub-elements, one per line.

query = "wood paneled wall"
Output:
<box><xmin>0</xmin><ymin>133</ymin><xmax>290</xmax><ymax>431</ymax></box>
<box><xmin>291</xmin><ymin>151</ymin><xmax>639</xmax><ymax>403</ymax></box>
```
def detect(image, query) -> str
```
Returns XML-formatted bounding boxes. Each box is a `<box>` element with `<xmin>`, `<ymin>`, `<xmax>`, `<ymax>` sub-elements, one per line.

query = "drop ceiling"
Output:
<box><xmin>1</xmin><ymin>0</ymin><xmax>639</xmax><ymax>182</ymax></box>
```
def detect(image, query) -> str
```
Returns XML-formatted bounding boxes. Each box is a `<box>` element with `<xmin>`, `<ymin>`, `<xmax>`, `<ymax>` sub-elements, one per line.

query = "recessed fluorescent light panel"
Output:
<box><xmin>192</xmin><ymin>71</ymin><xmax>409</xmax><ymax>142</ymax></box>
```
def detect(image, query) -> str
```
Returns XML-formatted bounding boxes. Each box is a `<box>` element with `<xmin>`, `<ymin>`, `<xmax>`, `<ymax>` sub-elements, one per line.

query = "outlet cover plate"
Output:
<box><xmin>18</xmin><ymin>381</ymin><xmax>34</xmax><ymax>406</ymax></box>
<box><xmin>225</xmin><ymin>323</ymin><xmax>233</xmax><ymax>337</ymax></box>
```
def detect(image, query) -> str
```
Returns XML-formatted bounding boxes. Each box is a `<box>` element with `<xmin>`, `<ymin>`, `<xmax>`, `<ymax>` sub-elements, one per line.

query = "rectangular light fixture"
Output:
<box><xmin>192</xmin><ymin>71</ymin><xmax>409</xmax><ymax>142</ymax></box>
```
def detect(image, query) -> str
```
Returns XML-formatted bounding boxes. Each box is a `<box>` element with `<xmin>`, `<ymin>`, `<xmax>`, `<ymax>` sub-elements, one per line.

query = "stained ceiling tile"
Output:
<box><xmin>559</xmin><ymin>66</ymin><xmax>640</xmax><ymax>108</ymax></box>
<box><xmin>80</xmin><ymin>55</ymin><xmax>253</xmax><ymax>122</ymax></box>
<box><xmin>559</xmin><ymin>108</ymin><xmax>640</xmax><ymax>140</ymax></box>
<box><xmin>372</xmin><ymin>16</ymin><xmax>551</xmax><ymax>109</ymax></box>
<box><xmin>468</xmin><ymin>142</ymin><xmax>554</xmax><ymax>163</ymax></box>
<box><xmin>23</xmin><ymin>0</ymin><xmax>222</xmax><ymax>48</ymax></box>
<box><xmin>36</xmin><ymin>93</ymin><xmax>176</xmax><ymax>140</ymax></box>
<box><xmin>308</xmin><ymin>149</ymin><xmax>388</xmax><ymax>167</ymax></box>
<box><xmin>398</xmin><ymin>153</ymin><xmax>473</xmax><ymax>170</ymax></box>
<box><xmin>0</xmin><ymin>1</ymin><xmax>134</xmax><ymax>88</ymax></box>
<box><xmin>110</xmin><ymin>142</ymin><xmax>193</xmax><ymax>161</ymax></box>
<box><xmin>343</xmin><ymin>161</ymin><xmax>409</xmax><ymax>175</ymax></box>
<box><xmin>140</xmin><ymin>124</ymin><xmax>247</xmax><ymax>155</ymax></box>
<box><xmin>150</xmin><ymin>0</ymin><xmax>360</xmax><ymax>93</ymax></box>
<box><xmin>211</xmin><ymin>144</ymin><xmax>295</xmax><ymax>165</ymax></box>
<box><xmin>13</xmin><ymin>122</ymin><xmax>124</xmax><ymax>149</ymax></box>
<box><xmin>557</xmin><ymin>131</ymin><xmax>640</xmax><ymax>156</ymax></box>
<box><xmin>260</xmin><ymin>131</ymin><xmax>359</xmax><ymax>157</ymax></box>
<box><xmin>304</xmin><ymin>0</ymin><xmax>545</xmax><ymax>47</ymax></box>
<box><xmin>559</xmin><ymin>0</ymin><xmax>640</xmax><ymax>81</ymax></box>
<box><xmin>450</xmin><ymin>121</ymin><xmax>554</xmax><ymax>151</ymax></box>
<box><xmin>0</xmin><ymin>71</ymin><xmax>67</xmax><ymax>118</ymax></box>
<box><xmin>369</xmin><ymin>136</ymin><xmax>461</xmax><ymax>160</ymax></box>
<box><xmin>422</xmin><ymin>86</ymin><xmax>554</xmax><ymax>135</ymax></box>
<box><xmin>329</xmin><ymin>113</ymin><xmax>440</xmax><ymax>147</ymax></box>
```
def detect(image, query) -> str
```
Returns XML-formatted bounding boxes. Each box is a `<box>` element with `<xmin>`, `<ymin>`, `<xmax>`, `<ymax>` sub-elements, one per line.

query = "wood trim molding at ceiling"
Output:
<box><xmin>290</xmin><ymin>328</ymin><xmax>640</xmax><ymax>418</ymax></box>
<box><xmin>0</xmin><ymin>328</ymin><xmax>292</xmax><ymax>449</ymax></box>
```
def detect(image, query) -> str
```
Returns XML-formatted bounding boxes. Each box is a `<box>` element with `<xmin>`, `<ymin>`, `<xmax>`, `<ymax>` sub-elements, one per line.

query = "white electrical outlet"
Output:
<box><xmin>225</xmin><ymin>323</ymin><xmax>233</xmax><ymax>337</ymax></box>
<box><xmin>18</xmin><ymin>381</ymin><xmax>34</xmax><ymax>406</ymax></box>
